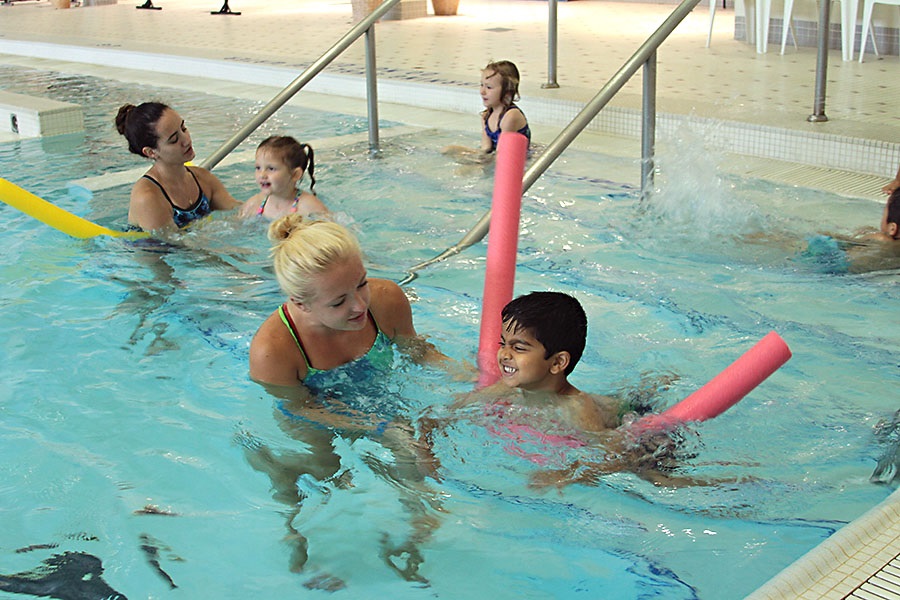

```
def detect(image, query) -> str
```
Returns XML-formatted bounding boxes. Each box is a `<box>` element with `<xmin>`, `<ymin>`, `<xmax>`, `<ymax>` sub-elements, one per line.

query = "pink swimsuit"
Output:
<box><xmin>483</xmin><ymin>400</ymin><xmax>586</xmax><ymax>466</ymax></box>
<box><xmin>257</xmin><ymin>194</ymin><xmax>298</xmax><ymax>216</ymax></box>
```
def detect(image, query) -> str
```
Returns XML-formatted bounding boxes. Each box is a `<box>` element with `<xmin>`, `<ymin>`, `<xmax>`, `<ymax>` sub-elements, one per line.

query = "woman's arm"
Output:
<box><xmin>369</xmin><ymin>278</ymin><xmax>454</xmax><ymax>367</ymax></box>
<box><xmin>128</xmin><ymin>178</ymin><xmax>177</xmax><ymax>232</ymax></box>
<box><xmin>193</xmin><ymin>167</ymin><xmax>241</xmax><ymax>211</ymax></box>
<box><xmin>238</xmin><ymin>193</ymin><xmax>263</xmax><ymax>218</ymax></box>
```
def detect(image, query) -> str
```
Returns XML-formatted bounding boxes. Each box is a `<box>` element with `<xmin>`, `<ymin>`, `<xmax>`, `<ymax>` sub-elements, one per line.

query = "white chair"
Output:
<box><xmin>779</xmin><ymin>1</ymin><xmax>799</xmax><ymax>53</ymax></box>
<box><xmin>859</xmin><ymin>0</ymin><xmax>900</xmax><ymax>62</ymax></box>
<box><xmin>706</xmin><ymin>0</ymin><xmax>766</xmax><ymax>51</ymax></box>
<box><xmin>779</xmin><ymin>0</ymin><xmax>859</xmax><ymax>60</ymax></box>
<box><xmin>732</xmin><ymin>0</ymin><xmax>792</xmax><ymax>54</ymax></box>
<box><xmin>707</xmin><ymin>0</ymin><xmax>762</xmax><ymax>49</ymax></box>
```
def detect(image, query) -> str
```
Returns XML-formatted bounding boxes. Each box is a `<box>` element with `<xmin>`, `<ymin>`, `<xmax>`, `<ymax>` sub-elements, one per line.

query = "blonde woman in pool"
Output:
<box><xmin>249</xmin><ymin>214</ymin><xmax>446</xmax><ymax>387</ymax></box>
<box><xmin>245</xmin><ymin>213</ymin><xmax>450</xmax><ymax>584</ymax></box>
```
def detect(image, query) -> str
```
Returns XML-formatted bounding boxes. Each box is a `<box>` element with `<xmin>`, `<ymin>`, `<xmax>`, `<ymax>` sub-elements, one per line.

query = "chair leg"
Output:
<box><xmin>780</xmin><ymin>0</ymin><xmax>796</xmax><ymax>54</ymax></box>
<box><xmin>756</xmin><ymin>0</ymin><xmax>771</xmax><ymax>53</ymax></box>
<box><xmin>707</xmin><ymin>0</ymin><xmax>716</xmax><ymax>48</ymax></box>
<box><xmin>858</xmin><ymin>1</ymin><xmax>874</xmax><ymax>62</ymax></box>
<box><xmin>840</xmin><ymin>0</ymin><xmax>858</xmax><ymax>61</ymax></box>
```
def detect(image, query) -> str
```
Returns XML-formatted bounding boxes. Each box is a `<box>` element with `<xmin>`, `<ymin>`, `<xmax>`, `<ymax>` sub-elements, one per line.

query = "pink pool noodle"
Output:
<box><xmin>633</xmin><ymin>331</ymin><xmax>792</xmax><ymax>432</ymax></box>
<box><xmin>477</xmin><ymin>132</ymin><xmax>529</xmax><ymax>387</ymax></box>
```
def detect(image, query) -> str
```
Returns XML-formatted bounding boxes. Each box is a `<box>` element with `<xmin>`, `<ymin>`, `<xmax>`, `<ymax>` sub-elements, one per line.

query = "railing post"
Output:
<box><xmin>808</xmin><ymin>0</ymin><xmax>830</xmax><ymax>122</ymax></box>
<box><xmin>365</xmin><ymin>25</ymin><xmax>381</xmax><ymax>155</ymax></box>
<box><xmin>199</xmin><ymin>0</ymin><xmax>400</xmax><ymax>170</ymax></box>
<box><xmin>543</xmin><ymin>0</ymin><xmax>559</xmax><ymax>89</ymax></box>
<box><xmin>641</xmin><ymin>50</ymin><xmax>657</xmax><ymax>200</ymax></box>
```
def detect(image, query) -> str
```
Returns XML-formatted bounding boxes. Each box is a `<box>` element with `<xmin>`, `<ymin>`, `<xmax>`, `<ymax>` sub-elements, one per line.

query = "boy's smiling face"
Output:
<box><xmin>497</xmin><ymin>319</ymin><xmax>561</xmax><ymax>392</ymax></box>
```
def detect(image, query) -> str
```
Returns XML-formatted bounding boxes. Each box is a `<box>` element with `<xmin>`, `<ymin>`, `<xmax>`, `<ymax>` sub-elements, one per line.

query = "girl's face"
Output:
<box><xmin>255</xmin><ymin>148</ymin><xmax>301</xmax><ymax>198</ymax></box>
<box><xmin>480</xmin><ymin>69</ymin><xmax>505</xmax><ymax>110</ymax></box>
<box><xmin>298</xmin><ymin>255</ymin><xmax>371</xmax><ymax>332</ymax></box>
<box><xmin>496</xmin><ymin>320</ymin><xmax>557</xmax><ymax>392</ymax></box>
<box><xmin>147</xmin><ymin>109</ymin><xmax>195</xmax><ymax>165</ymax></box>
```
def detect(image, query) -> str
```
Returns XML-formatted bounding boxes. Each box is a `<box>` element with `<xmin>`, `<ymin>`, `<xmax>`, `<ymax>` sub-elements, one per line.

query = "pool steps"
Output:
<box><xmin>0</xmin><ymin>90</ymin><xmax>83</xmax><ymax>138</ymax></box>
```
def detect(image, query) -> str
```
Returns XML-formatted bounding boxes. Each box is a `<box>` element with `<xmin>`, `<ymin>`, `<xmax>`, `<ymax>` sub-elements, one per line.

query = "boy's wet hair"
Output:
<box><xmin>501</xmin><ymin>291</ymin><xmax>587</xmax><ymax>375</ymax></box>
<box><xmin>888</xmin><ymin>189</ymin><xmax>900</xmax><ymax>226</ymax></box>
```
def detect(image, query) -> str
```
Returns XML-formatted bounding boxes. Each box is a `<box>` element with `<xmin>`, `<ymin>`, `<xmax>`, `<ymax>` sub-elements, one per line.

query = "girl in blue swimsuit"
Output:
<box><xmin>442</xmin><ymin>60</ymin><xmax>531</xmax><ymax>161</ymax></box>
<box><xmin>116</xmin><ymin>101</ymin><xmax>240</xmax><ymax>232</ymax></box>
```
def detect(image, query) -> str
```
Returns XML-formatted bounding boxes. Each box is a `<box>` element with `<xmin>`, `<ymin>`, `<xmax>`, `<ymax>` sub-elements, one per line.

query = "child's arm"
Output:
<box><xmin>479</xmin><ymin>112</ymin><xmax>493</xmax><ymax>153</ymax></box>
<box><xmin>238</xmin><ymin>193</ymin><xmax>263</xmax><ymax>218</ymax></box>
<box><xmin>499</xmin><ymin>107</ymin><xmax>528</xmax><ymax>135</ymax></box>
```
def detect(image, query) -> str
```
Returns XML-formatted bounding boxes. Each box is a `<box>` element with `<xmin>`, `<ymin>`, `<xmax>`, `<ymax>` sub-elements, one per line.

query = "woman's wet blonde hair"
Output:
<box><xmin>268</xmin><ymin>213</ymin><xmax>361</xmax><ymax>302</ymax></box>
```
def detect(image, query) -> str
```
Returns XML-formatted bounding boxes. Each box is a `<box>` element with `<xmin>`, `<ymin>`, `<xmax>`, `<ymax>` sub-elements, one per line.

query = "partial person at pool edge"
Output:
<box><xmin>441</xmin><ymin>60</ymin><xmax>531</xmax><ymax>164</ymax></box>
<box><xmin>800</xmin><ymin>188</ymin><xmax>900</xmax><ymax>273</ymax></box>
<box><xmin>882</xmin><ymin>163</ymin><xmax>900</xmax><ymax>195</ymax></box>
<box><xmin>418</xmin><ymin>291</ymin><xmax>713</xmax><ymax>489</ymax></box>
<box><xmin>116</xmin><ymin>102</ymin><xmax>240</xmax><ymax>232</ymax></box>
<box><xmin>239</xmin><ymin>135</ymin><xmax>329</xmax><ymax>221</ymax></box>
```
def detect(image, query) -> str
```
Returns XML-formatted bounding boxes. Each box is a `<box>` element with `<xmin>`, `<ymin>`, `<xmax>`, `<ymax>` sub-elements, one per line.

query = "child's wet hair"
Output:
<box><xmin>483</xmin><ymin>60</ymin><xmax>521</xmax><ymax>106</ymax></box>
<box><xmin>257</xmin><ymin>135</ymin><xmax>317</xmax><ymax>193</ymax></box>
<box><xmin>501</xmin><ymin>291</ymin><xmax>587</xmax><ymax>375</ymax></box>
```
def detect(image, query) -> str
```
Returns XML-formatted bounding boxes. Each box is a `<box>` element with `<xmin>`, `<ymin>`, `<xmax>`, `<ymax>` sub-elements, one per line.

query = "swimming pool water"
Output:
<box><xmin>1</xmin><ymin>64</ymin><xmax>898</xmax><ymax>599</ymax></box>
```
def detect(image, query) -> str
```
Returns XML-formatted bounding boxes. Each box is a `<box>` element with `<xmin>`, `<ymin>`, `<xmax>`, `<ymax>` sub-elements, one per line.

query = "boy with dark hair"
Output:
<box><xmin>417</xmin><ymin>291</ymin><xmax>701</xmax><ymax>488</ymax></box>
<box><xmin>478</xmin><ymin>291</ymin><xmax>620</xmax><ymax>430</ymax></box>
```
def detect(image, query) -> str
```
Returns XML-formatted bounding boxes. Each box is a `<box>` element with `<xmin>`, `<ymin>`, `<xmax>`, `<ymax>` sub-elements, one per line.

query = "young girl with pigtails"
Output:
<box><xmin>240</xmin><ymin>136</ymin><xmax>329</xmax><ymax>220</ymax></box>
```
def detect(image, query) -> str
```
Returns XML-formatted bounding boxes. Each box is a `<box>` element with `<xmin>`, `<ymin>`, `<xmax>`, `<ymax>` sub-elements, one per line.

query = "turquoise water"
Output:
<box><xmin>1</xmin><ymin>65</ymin><xmax>898</xmax><ymax>598</ymax></box>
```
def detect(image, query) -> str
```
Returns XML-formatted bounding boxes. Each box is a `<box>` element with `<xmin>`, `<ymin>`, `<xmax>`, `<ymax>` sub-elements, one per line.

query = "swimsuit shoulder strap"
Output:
<box><xmin>141</xmin><ymin>174</ymin><xmax>175</xmax><ymax>207</ymax></box>
<box><xmin>278</xmin><ymin>303</ymin><xmax>314</xmax><ymax>372</ymax></box>
<box><xmin>185</xmin><ymin>166</ymin><xmax>204</xmax><ymax>203</ymax></box>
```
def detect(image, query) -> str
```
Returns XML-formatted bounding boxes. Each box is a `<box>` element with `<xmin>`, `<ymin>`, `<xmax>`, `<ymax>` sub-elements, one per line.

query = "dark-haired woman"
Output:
<box><xmin>115</xmin><ymin>102</ymin><xmax>240</xmax><ymax>232</ymax></box>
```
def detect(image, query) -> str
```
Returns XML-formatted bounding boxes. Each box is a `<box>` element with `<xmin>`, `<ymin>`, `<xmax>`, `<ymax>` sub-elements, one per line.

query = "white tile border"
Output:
<box><xmin>747</xmin><ymin>487</ymin><xmax>900</xmax><ymax>600</ymax></box>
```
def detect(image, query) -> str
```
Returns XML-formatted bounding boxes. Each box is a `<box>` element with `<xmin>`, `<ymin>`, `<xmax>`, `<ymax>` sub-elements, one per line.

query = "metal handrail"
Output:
<box><xmin>199</xmin><ymin>0</ymin><xmax>401</xmax><ymax>170</ymax></box>
<box><xmin>399</xmin><ymin>0</ymin><xmax>701</xmax><ymax>285</ymax></box>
